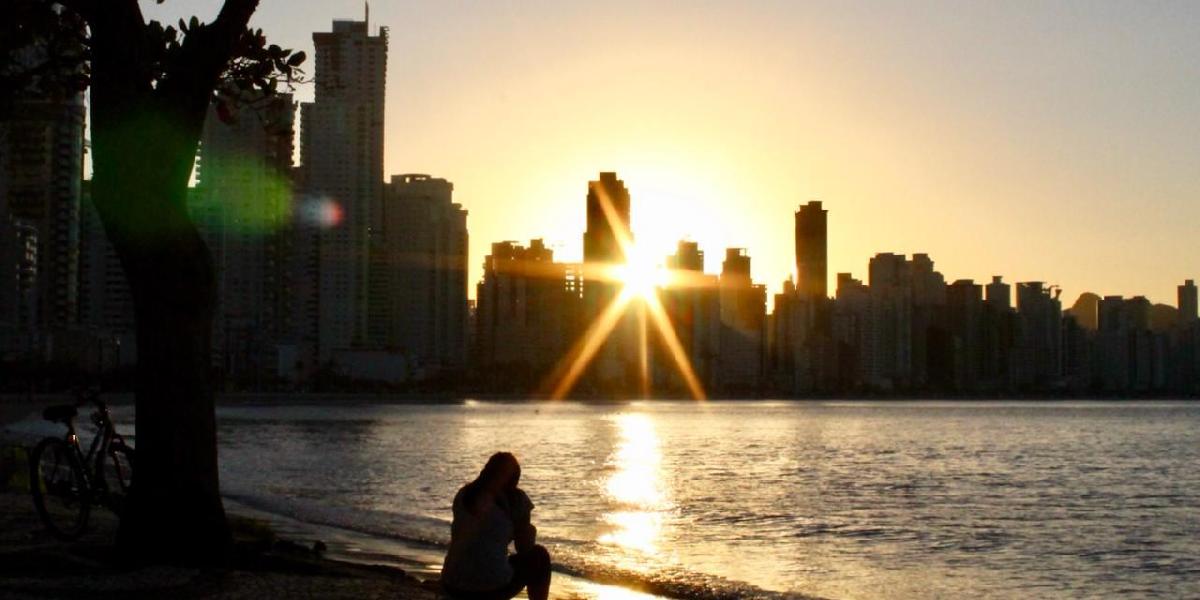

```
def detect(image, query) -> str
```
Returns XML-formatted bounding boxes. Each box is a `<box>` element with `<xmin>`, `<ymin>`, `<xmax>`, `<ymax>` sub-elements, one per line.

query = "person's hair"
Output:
<box><xmin>462</xmin><ymin>452</ymin><xmax>521</xmax><ymax>511</ymax></box>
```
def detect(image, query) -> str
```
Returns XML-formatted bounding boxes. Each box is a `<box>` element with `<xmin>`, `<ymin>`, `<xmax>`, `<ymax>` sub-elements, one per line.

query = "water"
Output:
<box><xmin>8</xmin><ymin>399</ymin><xmax>1189</xmax><ymax>598</ymax></box>
<box><xmin>202</xmin><ymin>400</ymin><xmax>1200</xmax><ymax>599</ymax></box>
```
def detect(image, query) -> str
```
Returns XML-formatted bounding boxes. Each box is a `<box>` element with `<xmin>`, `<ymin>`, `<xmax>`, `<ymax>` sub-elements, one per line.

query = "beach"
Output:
<box><xmin>0</xmin><ymin>398</ymin><xmax>667</xmax><ymax>600</ymax></box>
<box><xmin>0</xmin><ymin>396</ymin><xmax>443</xmax><ymax>600</ymax></box>
<box><xmin>0</xmin><ymin>487</ymin><xmax>448</xmax><ymax>599</ymax></box>
<box><xmin>6</xmin><ymin>396</ymin><xmax>1199</xmax><ymax>598</ymax></box>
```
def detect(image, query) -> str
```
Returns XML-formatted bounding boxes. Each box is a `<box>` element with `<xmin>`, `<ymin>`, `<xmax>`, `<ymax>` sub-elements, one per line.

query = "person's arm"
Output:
<box><xmin>512</xmin><ymin>490</ymin><xmax>537</xmax><ymax>552</ymax></box>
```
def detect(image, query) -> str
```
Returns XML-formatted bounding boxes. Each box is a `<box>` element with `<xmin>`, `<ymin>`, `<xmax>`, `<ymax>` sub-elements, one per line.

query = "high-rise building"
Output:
<box><xmin>474</xmin><ymin>239</ymin><xmax>581</xmax><ymax>376</ymax></box>
<box><xmin>947</xmin><ymin>279</ymin><xmax>983</xmax><ymax>390</ymax></box>
<box><xmin>77</xmin><ymin>181</ymin><xmax>135</xmax><ymax>362</ymax></box>
<box><xmin>581</xmin><ymin>172</ymin><xmax>634</xmax><ymax>385</ymax></box>
<box><xmin>658</xmin><ymin>240</ymin><xmax>720</xmax><ymax>392</ymax></box>
<box><xmin>369</xmin><ymin>174</ymin><xmax>469</xmax><ymax>371</ymax></box>
<box><xmin>865</xmin><ymin>253</ymin><xmax>913</xmax><ymax>389</ymax></box>
<box><xmin>794</xmin><ymin>201</ymin><xmax>827</xmax><ymax>300</ymax></box>
<box><xmin>1180</xmin><ymin>279</ymin><xmax>1198</xmax><ymax>323</ymax></box>
<box><xmin>0</xmin><ymin>210</ymin><xmax>39</xmax><ymax>335</ymax></box>
<box><xmin>986</xmin><ymin>276</ymin><xmax>1011</xmax><ymax>311</ymax></box>
<box><xmin>1014</xmin><ymin>282</ymin><xmax>1062</xmax><ymax>389</ymax></box>
<box><xmin>583</xmin><ymin>172</ymin><xmax>631</xmax><ymax>266</ymax></box>
<box><xmin>833</xmin><ymin>272</ymin><xmax>871</xmax><ymax>389</ymax></box>
<box><xmin>0</xmin><ymin>95</ymin><xmax>85</xmax><ymax>331</ymax></box>
<box><xmin>0</xmin><ymin>198</ymin><xmax>14</xmax><ymax>328</ymax></box>
<box><xmin>191</xmin><ymin>93</ymin><xmax>296</xmax><ymax>382</ymax></box>
<box><xmin>300</xmin><ymin>17</ymin><xmax>388</xmax><ymax>360</ymax></box>
<box><xmin>719</xmin><ymin>248</ymin><xmax>766</xmax><ymax>391</ymax></box>
<box><xmin>666</xmin><ymin>240</ymin><xmax>704</xmax><ymax>272</ymax></box>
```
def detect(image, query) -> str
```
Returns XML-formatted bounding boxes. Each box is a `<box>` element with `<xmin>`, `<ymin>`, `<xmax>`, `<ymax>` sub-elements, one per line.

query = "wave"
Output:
<box><xmin>221</xmin><ymin>490</ymin><xmax>824</xmax><ymax>600</ymax></box>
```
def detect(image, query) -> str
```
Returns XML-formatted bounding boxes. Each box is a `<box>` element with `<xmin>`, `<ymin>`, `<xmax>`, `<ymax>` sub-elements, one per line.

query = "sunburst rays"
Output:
<box><xmin>542</xmin><ymin>184</ymin><xmax>711</xmax><ymax>400</ymax></box>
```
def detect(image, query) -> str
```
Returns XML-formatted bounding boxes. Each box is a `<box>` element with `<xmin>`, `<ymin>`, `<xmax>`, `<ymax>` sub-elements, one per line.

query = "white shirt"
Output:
<box><xmin>441</xmin><ymin>487</ymin><xmax>534</xmax><ymax>591</ymax></box>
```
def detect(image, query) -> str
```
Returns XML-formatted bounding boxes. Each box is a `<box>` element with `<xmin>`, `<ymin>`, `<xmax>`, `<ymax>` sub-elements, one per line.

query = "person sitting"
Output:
<box><xmin>441</xmin><ymin>452</ymin><xmax>552</xmax><ymax>600</ymax></box>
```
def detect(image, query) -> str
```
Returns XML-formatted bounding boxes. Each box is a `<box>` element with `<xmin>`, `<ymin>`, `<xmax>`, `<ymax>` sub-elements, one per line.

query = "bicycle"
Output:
<box><xmin>28</xmin><ymin>388</ymin><xmax>134</xmax><ymax>540</ymax></box>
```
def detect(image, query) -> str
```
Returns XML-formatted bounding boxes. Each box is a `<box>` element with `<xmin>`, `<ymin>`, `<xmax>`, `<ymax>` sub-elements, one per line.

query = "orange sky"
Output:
<box><xmin>147</xmin><ymin>1</ymin><xmax>1200</xmax><ymax>306</ymax></box>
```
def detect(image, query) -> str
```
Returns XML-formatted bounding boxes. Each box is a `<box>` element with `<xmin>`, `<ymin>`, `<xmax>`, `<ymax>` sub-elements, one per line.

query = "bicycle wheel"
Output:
<box><xmin>29</xmin><ymin>438</ymin><xmax>91</xmax><ymax>540</ymax></box>
<box><xmin>101</xmin><ymin>445</ymin><xmax>134</xmax><ymax>514</ymax></box>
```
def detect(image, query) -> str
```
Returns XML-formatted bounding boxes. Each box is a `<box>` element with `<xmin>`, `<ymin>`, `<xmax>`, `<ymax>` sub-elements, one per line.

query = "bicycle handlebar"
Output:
<box><xmin>72</xmin><ymin>387</ymin><xmax>104</xmax><ymax>409</ymax></box>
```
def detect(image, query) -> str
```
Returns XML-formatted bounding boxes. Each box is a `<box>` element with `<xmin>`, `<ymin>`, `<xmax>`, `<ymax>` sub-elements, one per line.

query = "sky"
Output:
<box><xmin>144</xmin><ymin>0</ymin><xmax>1200</xmax><ymax>306</ymax></box>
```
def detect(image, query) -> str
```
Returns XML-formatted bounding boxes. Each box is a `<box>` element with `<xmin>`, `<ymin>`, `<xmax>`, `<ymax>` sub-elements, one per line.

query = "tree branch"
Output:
<box><xmin>158</xmin><ymin>0</ymin><xmax>260</xmax><ymax>105</ymax></box>
<box><xmin>52</xmin><ymin>0</ymin><xmax>97</xmax><ymax>23</ymax></box>
<box><xmin>209</xmin><ymin>0</ymin><xmax>261</xmax><ymax>47</ymax></box>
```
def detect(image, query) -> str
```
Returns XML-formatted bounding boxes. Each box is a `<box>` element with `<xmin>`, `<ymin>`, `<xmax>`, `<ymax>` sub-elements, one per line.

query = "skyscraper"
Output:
<box><xmin>300</xmin><ymin>17</ymin><xmax>388</xmax><ymax>360</ymax></box>
<box><xmin>719</xmin><ymin>248</ymin><xmax>767</xmax><ymax>391</ymax></box>
<box><xmin>986</xmin><ymin>276</ymin><xmax>1011</xmax><ymax>311</ymax></box>
<box><xmin>0</xmin><ymin>209</ymin><xmax>38</xmax><ymax>334</ymax></box>
<box><xmin>794</xmin><ymin>201</ymin><xmax>827</xmax><ymax>300</ymax></box>
<box><xmin>474</xmin><ymin>239</ymin><xmax>581</xmax><ymax>374</ymax></box>
<box><xmin>581</xmin><ymin>172</ymin><xmax>634</xmax><ymax>385</ymax></box>
<box><xmin>1015</xmin><ymin>282</ymin><xmax>1063</xmax><ymax>388</ymax></box>
<box><xmin>659</xmin><ymin>240</ymin><xmax>720</xmax><ymax>391</ymax></box>
<box><xmin>192</xmin><ymin>93</ymin><xmax>296</xmax><ymax>380</ymax></box>
<box><xmin>78</xmin><ymin>181</ymin><xmax>134</xmax><ymax>350</ymax></box>
<box><xmin>583</xmin><ymin>172</ymin><xmax>631</xmax><ymax>266</ymax></box>
<box><xmin>666</xmin><ymin>240</ymin><xmax>704</xmax><ymax>272</ymax></box>
<box><xmin>0</xmin><ymin>94</ymin><xmax>85</xmax><ymax>331</ymax></box>
<box><xmin>1180</xmin><ymin>279</ymin><xmax>1198</xmax><ymax>323</ymax></box>
<box><xmin>369</xmin><ymin>174</ymin><xmax>469</xmax><ymax>370</ymax></box>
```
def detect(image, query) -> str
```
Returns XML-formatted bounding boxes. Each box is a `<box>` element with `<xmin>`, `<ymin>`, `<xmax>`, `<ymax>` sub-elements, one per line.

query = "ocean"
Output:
<box><xmin>8</xmin><ymin>399</ymin><xmax>1199</xmax><ymax>599</ymax></box>
<box><xmin>212</xmin><ymin>400</ymin><xmax>1200</xmax><ymax>599</ymax></box>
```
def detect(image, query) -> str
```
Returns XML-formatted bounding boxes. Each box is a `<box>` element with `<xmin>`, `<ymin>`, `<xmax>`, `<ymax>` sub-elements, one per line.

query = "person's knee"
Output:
<box><xmin>528</xmin><ymin>544</ymin><xmax>550</xmax><ymax>569</ymax></box>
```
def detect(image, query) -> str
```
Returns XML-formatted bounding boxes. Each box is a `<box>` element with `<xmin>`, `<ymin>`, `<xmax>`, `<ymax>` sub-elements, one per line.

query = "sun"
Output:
<box><xmin>541</xmin><ymin>181</ymin><xmax>707</xmax><ymax>401</ymax></box>
<box><xmin>615</xmin><ymin>246</ymin><xmax>665</xmax><ymax>301</ymax></box>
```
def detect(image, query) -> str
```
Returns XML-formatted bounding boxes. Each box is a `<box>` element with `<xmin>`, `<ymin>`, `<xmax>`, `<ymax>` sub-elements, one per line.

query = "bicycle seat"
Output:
<box><xmin>43</xmin><ymin>405</ymin><xmax>77</xmax><ymax>423</ymax></box>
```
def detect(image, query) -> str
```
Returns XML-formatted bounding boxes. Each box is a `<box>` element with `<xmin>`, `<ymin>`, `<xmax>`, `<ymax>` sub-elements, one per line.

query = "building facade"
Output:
<box><xmin>300</xmin><ymin>18</ymin><xmax>388</xmax><ymax>361</ymax></box>
<box><xmin>794</xmin><ymin>200</ymin><xmax>827</xmax><ymax>300</ymax></box>
<box><xmin>191</xmin><ymin>93</ymin><xmax>296</xmax><ymax>384</ymax></box>
<box><xmin>369</xmin><ymin>174</ymin><xmax>469</xmax><ymax>372</ymax></box>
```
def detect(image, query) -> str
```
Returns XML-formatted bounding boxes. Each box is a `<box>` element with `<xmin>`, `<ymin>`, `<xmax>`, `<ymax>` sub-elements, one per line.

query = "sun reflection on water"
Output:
<box><xmin>599</xmin><ymin>413</ymin><xmax>668</xmax><ymax>564</ymax></box>
<box><xmin>572</xmin><ymin>580</ymin><xmax>663</xmax><ymax>600</ymax></box>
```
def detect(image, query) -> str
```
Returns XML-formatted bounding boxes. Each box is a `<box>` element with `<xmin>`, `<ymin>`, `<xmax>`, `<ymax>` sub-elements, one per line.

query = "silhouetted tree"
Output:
<box><xmin>2</xmin><ymin>1</ymin><xmax>303</xmax><ymax>563</ymax></box>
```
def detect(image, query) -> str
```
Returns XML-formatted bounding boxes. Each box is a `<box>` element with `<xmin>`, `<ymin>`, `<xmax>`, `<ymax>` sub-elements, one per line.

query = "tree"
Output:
<box><xmin>2</xmin><ymin>1</ymin><xmax>304</xmax><ymax>563</ymax></box>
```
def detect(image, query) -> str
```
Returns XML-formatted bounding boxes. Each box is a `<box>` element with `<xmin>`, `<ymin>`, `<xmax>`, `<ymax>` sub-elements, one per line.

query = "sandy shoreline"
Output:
<box><xmin>0</xmin><ymin>488</ymin><xmax>443</xmax><ymax>599</ymax></box>
<box><xmin>0</xmin><ymin>403</ymin><xmax>664</xmax><ymax>600</ymax></box>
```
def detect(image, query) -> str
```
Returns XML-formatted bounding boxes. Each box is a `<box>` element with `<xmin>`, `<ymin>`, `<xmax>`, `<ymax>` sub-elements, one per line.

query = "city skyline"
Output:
<box><xmin>125</xmin><ymin>0</ymin><xmax>1200</xmax><ymax>306</ymax></box>
<box><xmin>5</xmin><ymin>7</ymin><xmax>1197</xmax><ymax>397</ymax></box>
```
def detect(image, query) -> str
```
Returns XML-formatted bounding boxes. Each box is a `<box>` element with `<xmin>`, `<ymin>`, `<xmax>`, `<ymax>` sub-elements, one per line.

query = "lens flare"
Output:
<box><xmin>543</xmin><ymin>182</ymin><xmax>710</xmax><ymax>400</ymax></box>
<box><xmin>297</xmin><ymin>196</ymin><xmax>345</xmax><ymax>229</ymax></box>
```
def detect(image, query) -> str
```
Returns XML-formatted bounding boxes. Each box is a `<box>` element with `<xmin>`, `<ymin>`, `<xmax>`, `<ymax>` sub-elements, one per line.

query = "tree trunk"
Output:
<box><xmin>81</xmin><ymin>0</ymin><xmax>266</xmax><ymax>563</ymax></box>
<box><xmin>99</xmin><ymin>165</ymin><xmax>232</xmax><ymax>563</ymax></box>
<box><xmin>116</xmin><ymin>212</ymin><xmax>231</xmax><ymax>562</ymax></box>
<box><xmin>89</xmin><ymin>96</ymin><xmax>232</xmax><ymax>565</ymax></box>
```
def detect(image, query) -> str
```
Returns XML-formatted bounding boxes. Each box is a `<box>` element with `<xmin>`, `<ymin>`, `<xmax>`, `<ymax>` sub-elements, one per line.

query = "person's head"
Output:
<box><xmin>477</xmin><ymin>451</ymin><xmax>521</xmax><ymax>493</ymax></box>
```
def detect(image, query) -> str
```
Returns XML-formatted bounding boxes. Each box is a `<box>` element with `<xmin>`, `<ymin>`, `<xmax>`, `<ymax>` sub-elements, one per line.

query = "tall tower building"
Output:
<box><xmin>719</xmin><ymin>248</ymin><xmax>767</xmax><ymax>391</ymax></box>
<box><xmin>300</xmin><ymin>17</ymin><xmax>387</xmax><ymax>360</ymax></box>
<box><xmin>0</xmin><ymin>95</ymin><xmax>86</xmax><ymax>331</ymax></box>
<box><xmin>794</xmin><ymin>201</ymin><xmax>827</xmax><ymax>300</ymax></box>
<box><xmin>78</xmin><ymin>181</ymin><xmax>134</xmax><ymax>334</ymax></box>
<box><xmin>0</xmin><ymin>209</ymin><xmax>39</xmax><ymax>332</ymax></box>
<box><xmin>667</xmin><ymin>240</ymin><xmax>704</xmax><ymax>272</ymax></box>
<box><xmin>1179</xmin><ymin>279</ymin><xmax>1198</xmax><ymax>323</ymax></box>
<box><xmin>369</xmin><ymin>174</ymin><xmax>469</xmax><ymax>370</ymax></box>
<box><xmin>986</xmin><ymin>276</ymin><xmax>1012</xmax><ymax>311</ymax></box>
<box><xmin>583</xmin><ymin>172</ymin><xmax>631</xmax><ymax>266</ymax></box>
<box><xmin>192</xmin><ymin>93</ymin><xmax>296</xmax><ymax>380</ymax></box>
<box><xmin>581</xmin><ymin>172</ymin><xmax>633</xmax><ymax>386</ymax></box>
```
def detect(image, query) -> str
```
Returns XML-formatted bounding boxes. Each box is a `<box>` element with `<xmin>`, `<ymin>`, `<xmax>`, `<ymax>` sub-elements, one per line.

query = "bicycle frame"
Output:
<box><xmin>61</xmin><ymin>400</ymin><xmax>127</xmax><ymax>498</ymax></box>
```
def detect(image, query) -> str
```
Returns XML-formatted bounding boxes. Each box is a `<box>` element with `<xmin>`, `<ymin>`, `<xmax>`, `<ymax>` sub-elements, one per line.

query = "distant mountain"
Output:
<box><xmin>1066</xmin><ymin>292</ymin><xmax>1100</xmax><ymax>330</ymax></box>
<box><xmin>1150</xmin><ymin>304</ymin><xmax>1179</xmax><ymax>333</ymax></box>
